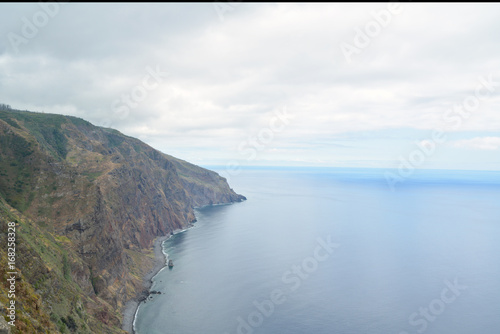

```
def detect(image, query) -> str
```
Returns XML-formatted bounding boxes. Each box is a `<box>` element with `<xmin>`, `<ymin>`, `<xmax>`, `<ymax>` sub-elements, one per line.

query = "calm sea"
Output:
<box><xmin>134</xmin><ymin>167</ymin><xmax>500</xmax><ymax>334</ymax></box>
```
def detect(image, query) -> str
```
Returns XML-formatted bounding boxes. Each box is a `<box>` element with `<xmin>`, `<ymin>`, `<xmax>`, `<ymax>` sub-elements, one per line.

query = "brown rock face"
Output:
<box><xmin>0</xmin><ymin>108</ymin><xmax>245</xmax><ymax>332</ymax></box>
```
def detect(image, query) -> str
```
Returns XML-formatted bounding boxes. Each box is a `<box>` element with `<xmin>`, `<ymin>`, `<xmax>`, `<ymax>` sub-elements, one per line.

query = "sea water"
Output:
<box><xmin>134</xmin><ymin>167</ymin><xmax>500</xmax><ymax>334</ymax></box>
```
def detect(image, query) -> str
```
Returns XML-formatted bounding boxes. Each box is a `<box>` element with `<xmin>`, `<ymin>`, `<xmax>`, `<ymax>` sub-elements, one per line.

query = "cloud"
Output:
<box><xmin>451</xmin><ymin>137</ymin><xmax>500</xmax><ymax>150</ymax></box>
<box><xmin>1</xmin><ymin>3</ymin><xmax>500</xmax><ymax>169</ymax></box>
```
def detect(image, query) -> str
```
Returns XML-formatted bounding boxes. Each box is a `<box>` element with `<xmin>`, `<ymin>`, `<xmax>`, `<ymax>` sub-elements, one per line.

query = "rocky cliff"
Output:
<box><xmin>0</xmin><ymin>107</ymin><xmax>245</xmax><ymax>333</ymax></box>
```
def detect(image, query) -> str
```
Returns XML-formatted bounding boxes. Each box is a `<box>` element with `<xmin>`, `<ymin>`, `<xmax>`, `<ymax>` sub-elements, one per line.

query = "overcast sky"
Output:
<box><xmin>1</xmin><ymin>3</ymin><xmax>500</xmax><ymax>171</ymax></box>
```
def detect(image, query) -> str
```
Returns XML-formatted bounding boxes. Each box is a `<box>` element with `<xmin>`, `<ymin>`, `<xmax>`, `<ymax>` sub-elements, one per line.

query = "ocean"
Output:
<box><xmin>133</xmin><ymin>167</ymin><xmax>500</xmax><ymax>334</ymax></box>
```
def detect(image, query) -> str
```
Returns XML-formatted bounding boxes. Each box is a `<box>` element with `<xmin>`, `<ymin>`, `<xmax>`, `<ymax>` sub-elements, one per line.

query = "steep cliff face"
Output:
<box><xmin>0</xmin><ymin>108</ymin><xmax>245</xmax><ymax>333</ymax></box>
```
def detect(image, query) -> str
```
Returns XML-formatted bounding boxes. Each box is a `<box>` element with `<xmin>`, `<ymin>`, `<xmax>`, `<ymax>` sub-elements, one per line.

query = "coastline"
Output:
<box><xmin>121</xmin><ymin>233</ymin><xmax>173</xmax><ymax>334</ymax></box>
<box><xmin>121</xmin><ymin>200</ymin><xmax>245</xmax><ymax>333</ymax></box>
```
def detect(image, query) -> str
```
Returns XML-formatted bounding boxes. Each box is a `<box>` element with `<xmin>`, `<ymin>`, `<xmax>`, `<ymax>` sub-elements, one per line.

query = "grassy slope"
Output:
<box><xmin>0</xmin><ymin>197</ymin><xmax>94</xmax><ymax>333</ymax></box>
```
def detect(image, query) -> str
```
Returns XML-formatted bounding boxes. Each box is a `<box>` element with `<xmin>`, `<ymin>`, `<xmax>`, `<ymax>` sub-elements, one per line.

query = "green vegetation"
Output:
<box><xmin>82</xmin><ymin>171</ymin><xmax>103</xmax><ymax>182</ymax></box>
<box><xmin>62</xmin><ymin>254</ymin><xmax>71</xmax><ymax>281</ymax></box>
<box><xmin>104</xmin><ymin>131</ymin><xmax>125</xmax><ymax>148</ymax></box>
<box><xmin>0</xmin><ymin>109</ymin><xmax>68</xmax><ymax>159</ymax></box>
<box><xmin>0</xmin><ymin>196</ymin><xmax>104</xmax><ymax>333</ymax></box>
<box><xmin>0</xmin><ymin>112</ymin><xmax>21</xmax><ymax>128</ymax></box>
<box><xmin>0</xmin><ymin>126</ymin><xmax>36</xmax><ymax>212</ymax></box>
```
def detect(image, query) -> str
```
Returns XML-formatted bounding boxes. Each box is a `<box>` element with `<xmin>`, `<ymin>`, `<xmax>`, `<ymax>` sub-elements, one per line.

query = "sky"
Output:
<box><xmin>1</xmin><ymin>3</ymin><xmax>500</xmax><ymax>172</ymax></box>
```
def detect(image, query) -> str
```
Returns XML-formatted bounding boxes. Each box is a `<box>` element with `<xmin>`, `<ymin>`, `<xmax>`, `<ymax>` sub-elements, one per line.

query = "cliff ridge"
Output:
<box><xmin>0</xmin><ymin>107</ymin><xmax>245</xmax><ymax>333</ymax></box>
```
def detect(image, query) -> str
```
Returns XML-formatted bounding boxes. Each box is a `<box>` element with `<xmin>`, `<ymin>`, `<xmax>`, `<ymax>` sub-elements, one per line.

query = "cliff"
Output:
<box><xmin>0</xmin><ymin>107</ymin><xmax>245</xmax><ymax>333</ymax></box>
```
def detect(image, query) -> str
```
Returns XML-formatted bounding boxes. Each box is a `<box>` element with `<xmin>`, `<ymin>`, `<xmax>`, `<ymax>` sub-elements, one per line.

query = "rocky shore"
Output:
<box><xmin>121</xmin><ymin>234</ymin><xmax>171</xmax><ymax>334</ymax></box>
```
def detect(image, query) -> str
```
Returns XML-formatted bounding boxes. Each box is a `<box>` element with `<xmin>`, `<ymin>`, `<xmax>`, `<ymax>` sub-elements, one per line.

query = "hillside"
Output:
<box><xmin>0</xmin><ymin>107</ymin><xmax>245</xmax><ymax>333</ymax></box>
